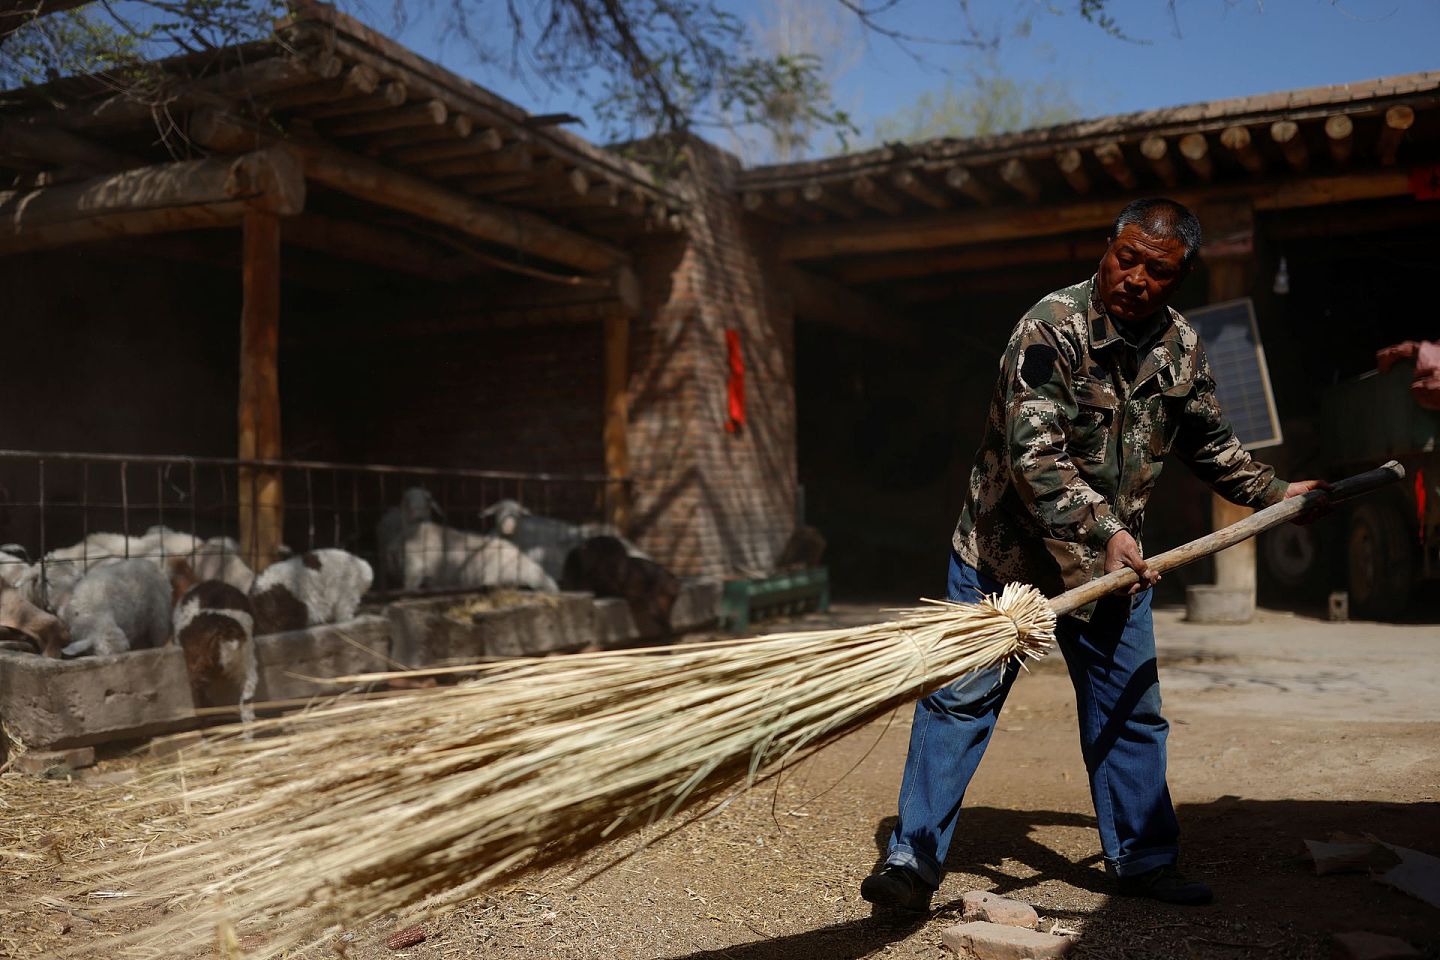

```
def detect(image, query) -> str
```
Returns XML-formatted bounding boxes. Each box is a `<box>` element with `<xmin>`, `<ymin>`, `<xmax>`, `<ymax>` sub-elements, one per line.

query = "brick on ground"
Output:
<box><xmin>942</xmin><ymin>920</ymin><xmax>1075</xmax><ymax>960</ymax></box>
<box><xmin>1332</xmin><ymin>931</ymin><xmax>1421</xmax><ymax>960</ymax></box>
<box><xmin>961</xmin><ymin>891</ymin><xmax>1039</xmax><ymax>929</ymax></box>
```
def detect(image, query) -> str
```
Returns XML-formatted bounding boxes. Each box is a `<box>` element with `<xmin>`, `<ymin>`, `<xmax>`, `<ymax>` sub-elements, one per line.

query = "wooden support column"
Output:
<box><xmin>1200</xmin><ymin>201</ymin><xmax>1257</xmax><ymax>621</ymax></box>
<box><xmin>238</xmin><ymin>207</ymin><xmax>284</xmax><ymax>573</ymax></box>
<box><xmin>604</xmin><ymin>265</ymin><xmax>638</xmax><ymax>531</ymax></box>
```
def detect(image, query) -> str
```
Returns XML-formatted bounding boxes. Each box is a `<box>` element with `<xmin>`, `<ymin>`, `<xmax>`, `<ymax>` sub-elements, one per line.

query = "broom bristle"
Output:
<box><xmin>73</xmin><ymin>584</ymin><xmax>1055</xmax><ymax>958</ymax></box>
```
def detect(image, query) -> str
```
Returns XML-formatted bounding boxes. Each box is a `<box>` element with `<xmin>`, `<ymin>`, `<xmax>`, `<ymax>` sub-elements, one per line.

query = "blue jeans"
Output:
<box><xmin>885</xmin><ymin>553</ymin><xmax>1179</xmax><ymax>886</ymax></box>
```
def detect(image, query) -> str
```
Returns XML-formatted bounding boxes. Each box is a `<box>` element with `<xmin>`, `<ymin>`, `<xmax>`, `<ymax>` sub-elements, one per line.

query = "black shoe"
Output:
<box><xmin>860</xmin><ymin>865</ymin><xmax>934</xmax><ymax>912</ymax></box>
<box><xmin>1115</xmin><ymin>864</ymin><xmax>1213</xmax><ymax>905</ymax></box>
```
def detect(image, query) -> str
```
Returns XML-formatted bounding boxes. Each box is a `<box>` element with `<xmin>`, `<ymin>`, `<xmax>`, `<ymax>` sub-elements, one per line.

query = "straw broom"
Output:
<box><xmin>72</xmin><ymin>462</ymin><xmax>1402</xmax><ymax>959</ymax></box>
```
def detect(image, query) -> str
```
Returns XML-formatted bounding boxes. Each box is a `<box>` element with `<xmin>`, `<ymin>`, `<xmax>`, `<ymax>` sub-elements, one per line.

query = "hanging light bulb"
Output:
<box><xmin>1272</xmin><ymin>256</ymin><xmax>1290</xmax><ymax>295</ymax></box>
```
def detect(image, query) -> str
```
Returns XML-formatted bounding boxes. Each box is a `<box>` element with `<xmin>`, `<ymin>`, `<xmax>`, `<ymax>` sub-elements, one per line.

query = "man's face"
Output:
<box><xmin>1097</xmin><ymin>224</ymin><xmax>1190</xmax><ymax>326</ymax></box>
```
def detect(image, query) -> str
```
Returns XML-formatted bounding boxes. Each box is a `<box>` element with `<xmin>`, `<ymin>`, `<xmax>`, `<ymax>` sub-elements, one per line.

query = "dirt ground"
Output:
<box><xmin>3</xmin><ymin>601</ymin><xmax>1438</xmax><ymax>959</ymax></box>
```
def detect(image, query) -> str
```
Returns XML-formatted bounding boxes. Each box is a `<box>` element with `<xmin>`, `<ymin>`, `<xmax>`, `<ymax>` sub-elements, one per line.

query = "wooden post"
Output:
<box><xmin>1200</xmin><ymin>201</ymin><xmax>1257</xmax><ymax>621</ymax></box>
<box><xmin>604</xmin><ymin>266</ymin><xmax>638</xmax><ymax>531</ymax></box>
<box><xmin>238</xmin><ymin>207</ymin><xmax>284</xmax><ymax>573</ymax></box>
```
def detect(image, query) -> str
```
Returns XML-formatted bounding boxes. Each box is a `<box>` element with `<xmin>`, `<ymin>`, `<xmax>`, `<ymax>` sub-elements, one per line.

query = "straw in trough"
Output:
<box><xmin>76</xmin><ymin>584</ymin><xmax>1056</xmax><ymax>958</ymax></box>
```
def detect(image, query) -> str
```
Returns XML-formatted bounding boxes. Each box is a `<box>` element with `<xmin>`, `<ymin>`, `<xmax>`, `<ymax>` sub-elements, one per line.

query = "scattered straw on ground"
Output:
<box><xmin>55</xmin><ymin>584</ymin><xmax>1055</xmax><ymax>959</ymax></box>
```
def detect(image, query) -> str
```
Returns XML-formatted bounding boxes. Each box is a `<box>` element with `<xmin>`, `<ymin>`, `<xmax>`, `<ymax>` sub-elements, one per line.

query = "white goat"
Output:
<box><xmin>398</xmin><ymin>520</ymin><xmax>558</xmax><ymax>593</ymax></box>
<box><xmin>479</xmin><ymin>498</ymin><xmax>649</xmax><ymax>581</ymax></box>
<box><xmin>60</xmin><ymin>559</ymin><xmax>172</xmax><ymax>657</ymax></box>
<box><xmin>250</xmin><ymin>548</ymin><xmax>374</xmax><ymax>635</ymax></box>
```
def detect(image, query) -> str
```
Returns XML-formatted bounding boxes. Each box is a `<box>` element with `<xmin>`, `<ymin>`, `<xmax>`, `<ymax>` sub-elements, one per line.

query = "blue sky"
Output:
<box><xmin>380</xmin><ymin>0</ymin><xmax>1438</xmax><ymax>155</ymax></box>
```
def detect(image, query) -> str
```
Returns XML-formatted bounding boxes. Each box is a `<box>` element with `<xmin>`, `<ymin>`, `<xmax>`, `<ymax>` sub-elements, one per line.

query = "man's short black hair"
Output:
<box><xmin>1111</xmin><ymin>198</ymin><xmax>1203</xmax><ymax>267</ymax></box>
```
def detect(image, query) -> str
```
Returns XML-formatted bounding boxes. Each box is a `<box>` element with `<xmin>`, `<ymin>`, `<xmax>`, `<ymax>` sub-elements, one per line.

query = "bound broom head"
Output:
<box><xmin>69</xmin><ymin>583</ymin><xmax>1055</xmax><ymax>958</ymax></box>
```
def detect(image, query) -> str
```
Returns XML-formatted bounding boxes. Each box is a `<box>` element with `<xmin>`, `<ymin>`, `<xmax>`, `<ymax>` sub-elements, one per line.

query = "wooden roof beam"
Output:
<box><xmin>776</xmin><ymin>167</ymin><xmax>1412</xmax><ymax>260</ymax></box>
<box><xmin>802</xmin><ymin>179</ymin><xmax>863</xmax><ymax>218</ymax></box>
<box><xmin>0</xmin><ymin>149</ymin><xmax>304</xmax><ymax>254</ymax></box>
<box><xmin>1140</xmin><ymin>136</ymin><xmax>1179</xmax><ymax>188</ymax></box>
<box><xmin>321</xmin><ymin>98</ymin><xmax>446</xmax><ymax>137</ymax></box>
<box><xmin>1055</xmin><ymin>148</ymin><xmax>1091</xmax><ymax>195</ymax></box>
<box><xmin>1378</xmin><ymin>105</ymin><xmax>1414</xmax><ymax>165</ymax></box>
<box><xmin>1093</xmin><ymin>141</ymin><xmax>1137</xmax><ymax>189</ymax></box>
<box><xmin>742</xmin><ymin>190</ymin><xmax>791</xmax><ymax>223</ymax></box>
<box><xmin>851</xmin><ymin>175</ymin><xmax>904</xmax><ymax>215</ymax></box>
<box><xmin>1322</xmin><ymin>114</ymin><xmax>1353</xmax><ymax>165</ymax></box>
<box><xmin>268</xmin><ymin>64</ymin><xmax>379</xmax><ymax>110</ymax></box>
<box><xmin>838</xmin><ymin>237</ymin><xmax>1104</xmax><ymax>285</ymax></box>
<box><xmin>942</xmin><ymin>165</ymin><xmax>992</xmax><ymax>204</ymax></box>
<box><xmin>0</xmin><ymin>117</ymin><xmax>141</xmax><ymax>175</ymax></box>
<box><xmin>423</xmin><ymin>142</ymin><xmax>532</xmax><ymax>178</ymax></box>
<box><xmin>998</xmin><ymin>158</ymin><xmax>1041</xmax><ymax>201</ymax></box>
<box><xmin>775</xmin><ymin>188</ymin><xmax>824</xmax><ymax>222</ymax></box>
<box><xmin>1178</xmin><ymin>133</ymin><xmax>1213</xmax><ymax>181</ymax></box>
<box><xmin>282</xmin><ymin>213</ymin><xmax>467</xmax><ymax>280</ymax></box>
<box><xmin>303</xmin><ymin>81</ymin><xmax>409</xmax><ymax>120</ymax></box>
<box><xmin>189</xmin><ymin>108</ymin><xmax>625</xmax><ymax>273</ymax></box>
<box><xmin>783</xmin><ymin>265</ymin><xmax>917</xmax><ymax>345</ymax></box>
<box><xmin>387</xmin><ymin>127</ymin><xmax>503</xmax><ymax>165</ymax></box>
<box><xmin>1270</xmin><ymin>120</ymin><xmax>1309</xmax><ymax>173</ymax></box>
<box><xmin>1221</xmin><ymin>125</ymin><xmax>1264</xmax><ymax>175</ymax></box>
<box><xmin>891</xmin><ymin>169</ymin><xmax>950</xmax><ymax>210</ymax></box>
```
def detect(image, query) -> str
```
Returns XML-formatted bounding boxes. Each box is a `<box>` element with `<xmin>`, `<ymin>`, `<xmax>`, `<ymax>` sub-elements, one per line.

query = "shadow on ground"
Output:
<box><xmin>667</xmin><ymin>798</ymin><xmax>1440</xmax><ymax>960</ymax></box>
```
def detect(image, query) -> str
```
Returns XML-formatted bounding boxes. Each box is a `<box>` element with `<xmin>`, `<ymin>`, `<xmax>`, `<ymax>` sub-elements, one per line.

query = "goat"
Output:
<box><xmin>479</xmin><ymin>498</ymin><xmax>650</xmax><ymax>582</ymax></box>
<box><xmin>174</xmin><ymin>580</ymin><xmax>258</xmax><ymax>725</ymax></box>
<box><xmin>562</xmin><ymin>536</ymin><xmax>679</xmax><ymax>639</ymax></box>
<box><xmin>250</xmin><ymin>548</ymin><xmax>374</xmax><ymax>635</ymax></box>
<box><xmin>59</xmin><ymin>559</ymin><xmax>172</xmax><ymax>657</ymax></box>
<box><xmin>398</xmin><ymin>520</ymin><xmax>558</xmax><ymax>593</ymax></box>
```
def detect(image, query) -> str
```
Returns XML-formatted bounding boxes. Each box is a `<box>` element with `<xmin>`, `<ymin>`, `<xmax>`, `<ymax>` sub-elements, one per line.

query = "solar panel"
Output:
<box><xmin>1184</xmin><ymin>297</ymin><xmax>1283</xmax><ymax>450</ymax></box>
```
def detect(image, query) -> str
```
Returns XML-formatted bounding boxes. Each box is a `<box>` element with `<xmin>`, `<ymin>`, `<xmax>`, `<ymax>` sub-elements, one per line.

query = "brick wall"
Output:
<box><xmin>628</xmin><ymin>141</ymin><xmax>798</xmax><ymax>577</ymax></box>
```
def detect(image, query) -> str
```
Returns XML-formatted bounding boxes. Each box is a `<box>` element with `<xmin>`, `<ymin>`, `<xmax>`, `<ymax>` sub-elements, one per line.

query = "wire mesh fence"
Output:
<box><xmin>0</xmin><ymin>449</ymin><xmax>629</xmax><ymax>607</ymax></box>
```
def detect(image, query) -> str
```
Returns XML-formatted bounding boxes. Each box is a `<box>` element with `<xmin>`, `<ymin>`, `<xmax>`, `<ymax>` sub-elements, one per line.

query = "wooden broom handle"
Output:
<box><xmin>1049</xmin><ymin>460</ymin><xmax>1407</xmax><ymax>617</ymax></box>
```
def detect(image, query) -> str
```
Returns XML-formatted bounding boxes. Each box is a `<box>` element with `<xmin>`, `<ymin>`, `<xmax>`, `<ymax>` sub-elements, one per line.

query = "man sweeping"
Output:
<box><xmin>861</xmin><ymin>198</ymin><xmax>1326</xmax><ymax>911</ymax></box>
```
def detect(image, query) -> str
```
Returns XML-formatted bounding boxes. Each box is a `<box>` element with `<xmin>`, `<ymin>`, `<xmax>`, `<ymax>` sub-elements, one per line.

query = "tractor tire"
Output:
<box><xmin>1347</xmin><ymin>501</ymin><xmax>1414</xmax><ymax>620</ymax></box>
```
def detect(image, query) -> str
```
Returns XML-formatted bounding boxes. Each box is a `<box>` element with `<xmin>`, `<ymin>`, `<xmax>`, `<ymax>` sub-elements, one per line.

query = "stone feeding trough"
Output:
<box><xmin>0</xmin><ymin>580</ymin><xmax>723</xmax><ymax>759</ymax></box>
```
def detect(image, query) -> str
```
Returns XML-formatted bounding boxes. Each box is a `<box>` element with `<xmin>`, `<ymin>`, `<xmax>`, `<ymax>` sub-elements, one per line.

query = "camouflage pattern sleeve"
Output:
<box><xmin>1173</xmin><ymin>340</ymin><xmax>1289</xmax><ymax>508</ymax></box>
<box><xmin>1004</xmin><ymin>320</ymin><xmax>1129</xmax><ymax>548</ymax></box>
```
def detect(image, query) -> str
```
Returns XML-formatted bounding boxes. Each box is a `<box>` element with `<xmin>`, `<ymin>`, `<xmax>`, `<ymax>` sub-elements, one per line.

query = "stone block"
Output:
<box><xmin>1333</xmin><ymin>931</ymin><xmax>1421</xmax><ymax>960</ymax></box>
<box><xmin>960</xmin><ymin>891</ymin><xmax>1039</xmax><ymax>929</ymax></box>
<box><xmin>1185</xmin><ymin>585</ymin><xmax>1255</xmax><ymax>624</ymax></box>
<box><xmin>0</xmin><ymin>647</ymin><xmax>196</xmax><ymax>750</ymax></box>
<box><xmin>254</xmin><ymin>615</ymin><xmax>392</xmax><ymax>701</ymax></box>
<box><xmin>672</xmin><ymin>577</ymin><xmax>722</xmax><ymax>632</ymax></box>
<box><xmin>12</xmin><ymin>745</ymin><xmax>95</xmax><ymax>775</ymax></box>
<box><xmin>1304</xmin><ymin>838</ymin><xmax>1386</xmax><ymax>876</ymax></box>
<box><xmin>387</xmin><ymin>594</ymin><xmax>594</xmax><ymax>667</ymax></box>
<box><xmin>591</xmin><ymin>598</ymin><xmax>640</xmax><ymax>650</ymax></box>
<box><xmin>942</xmin><ymin>921</ymin><xmax>1074</xmax><ymax>960</ymax></box>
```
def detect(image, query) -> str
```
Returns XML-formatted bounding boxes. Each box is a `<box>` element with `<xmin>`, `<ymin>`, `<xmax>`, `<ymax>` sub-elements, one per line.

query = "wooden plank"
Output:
<box><xmin>189</xmin><ymin>109</ymin><xmax>623</xmax><ymax>273</ymax></box>
<box><xmin>777</xmin><ymin>169</ymin><xmax>1413</xmax><ymax>260</ymax></box>
<box><xmin>238</xmin><ymin>207</ymin><xmax>285</xmax><ymax>574</ymax></box>
<box><xmin>0</xmin><ymin>149</ymin><xmax>304</xmax><ymax>254</ymax></box>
